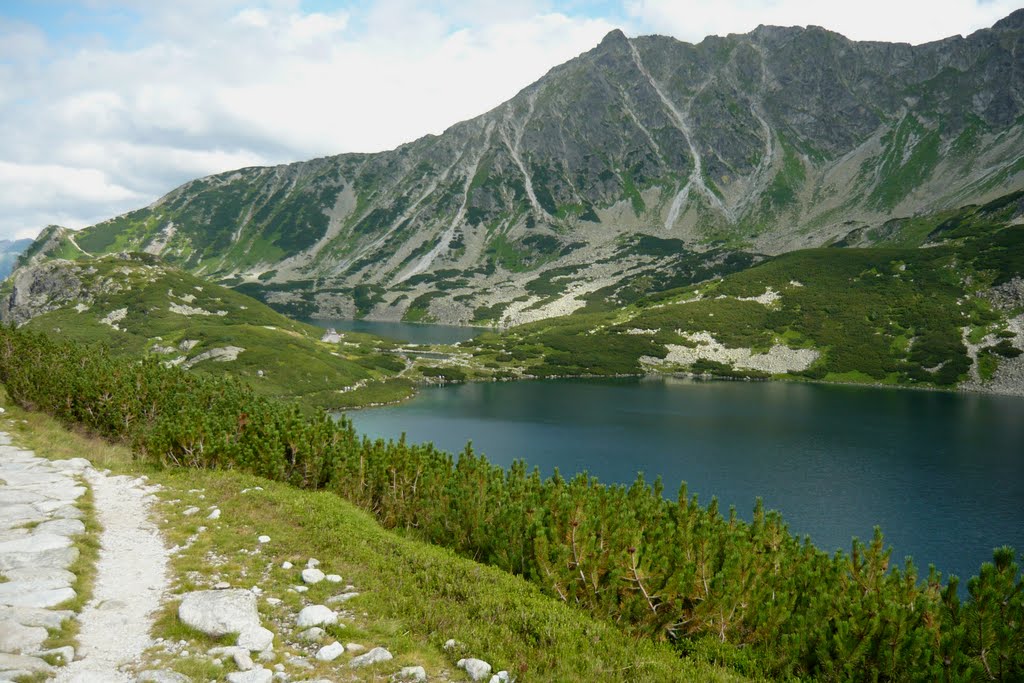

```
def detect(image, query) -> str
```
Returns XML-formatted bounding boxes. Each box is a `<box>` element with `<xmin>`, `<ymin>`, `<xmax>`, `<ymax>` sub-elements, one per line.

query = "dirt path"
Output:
<box><xmin>52</xmin><ymin>470</ymin><xmax>170</xmax><ymax>682</ymax></box>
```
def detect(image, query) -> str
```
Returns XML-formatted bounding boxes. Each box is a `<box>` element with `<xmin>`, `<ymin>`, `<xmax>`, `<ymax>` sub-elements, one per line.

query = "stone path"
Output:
<box><xmin>0</xmin><ymin>431</ymin><xmax>88</xmax><ymax>681</ymax></box>
<box><xmin>0</xmin><ymin>430</ymin><xmax>169</xmax><ymax>682</ymax></box>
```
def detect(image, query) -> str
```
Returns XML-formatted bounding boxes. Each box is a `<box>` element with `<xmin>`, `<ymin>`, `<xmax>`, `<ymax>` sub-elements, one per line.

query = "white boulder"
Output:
<box><xmin>315</xmin><ymin>641</ymin><xmax>344</xmax><ymax>662</ymax></box>
<box><xmin>349</xmin><ymin>647</ymin><xmax>393</xmax><ymax>668</ymax></box>
<box><xmin>178</xmin><ymin>589</ymin><xmax>271</xmax><ymax>651</ymax></box>
<box><xmin>301</xmin><ymin>568</ymin><xmax>325</xmax><ymax>584</ymax></box>
<box><xmin>295</xmin><ymin>605</ymin><xmax>336</xmax><ymax>628</ymax></box>
<box><xmin>457</xmin><ymin>658</ymin><xmax>493</xmax><ymax>681</ymax></box>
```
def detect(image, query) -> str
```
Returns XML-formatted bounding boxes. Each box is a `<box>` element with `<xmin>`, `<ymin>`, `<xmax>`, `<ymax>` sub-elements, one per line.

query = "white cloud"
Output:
<box><xmin>626</xmin><ymin>0</ymin><xmax>1021</xmax><ymax>45</ymax></box>
<box><xmin>0</xmin><ymin>2</ymin><xmax>621</xmax><ymax>241</ymax></box>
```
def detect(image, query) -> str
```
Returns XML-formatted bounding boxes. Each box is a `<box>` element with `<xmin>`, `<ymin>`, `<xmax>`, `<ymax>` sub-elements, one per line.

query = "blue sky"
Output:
<box><xmin>0</xmin><ymin>0</ymin><xmax>1019</xmax><ymax>240</ymax></box>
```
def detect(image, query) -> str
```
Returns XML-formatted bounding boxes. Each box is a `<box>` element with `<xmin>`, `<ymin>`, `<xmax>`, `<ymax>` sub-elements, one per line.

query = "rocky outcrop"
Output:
<box><xmin>0</xmin><ymin>259</ymin><xmax>85</xmax><ymax>326</ymax></box>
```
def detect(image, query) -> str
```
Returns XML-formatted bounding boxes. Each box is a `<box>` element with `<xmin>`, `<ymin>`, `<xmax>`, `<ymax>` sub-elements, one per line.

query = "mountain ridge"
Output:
<box><xmin>23</xmin><ymin>12</ymin><xmax>1024</xmax><ymax>324</ymax></box>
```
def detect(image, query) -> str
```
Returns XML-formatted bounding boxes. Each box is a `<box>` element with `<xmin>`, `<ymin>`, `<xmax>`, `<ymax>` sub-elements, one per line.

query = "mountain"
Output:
<box><xmin>467</xmin><ymin>191</ymin><xmax>1024</xmax><ymax>395</ymax></box>
<box><xmin>0</xmin><ymin>254</ymin><xmax>415</xmax><ymax>409</ymax></box>
<box><xmin>25</xmin><ymin>10</ymin><xmax>1024</xmax><ymax>325</ymax></box>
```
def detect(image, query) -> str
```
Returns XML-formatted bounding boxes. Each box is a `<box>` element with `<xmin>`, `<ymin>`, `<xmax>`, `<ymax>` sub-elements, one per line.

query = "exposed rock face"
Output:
<box><xmin>0</xmin><ymin>260</ymin><xmax>85</xmax><ymax>326</ymax></box>
<box><xmin>22</xmin><ymin>11</ymin><xmax>1024</xmax><ymax>325</ymax></box>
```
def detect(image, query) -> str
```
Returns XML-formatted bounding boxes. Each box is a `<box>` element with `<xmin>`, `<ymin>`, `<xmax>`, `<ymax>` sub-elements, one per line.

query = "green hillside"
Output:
<box><xmin>467</xmin><ymin>192</ymin><xmax>1024</xmax><ymax>391</ymax></box>
<box><xmin>0</xmin><ymin>254</ymin><xmax>413</xmax><ymax>409</ymax></box>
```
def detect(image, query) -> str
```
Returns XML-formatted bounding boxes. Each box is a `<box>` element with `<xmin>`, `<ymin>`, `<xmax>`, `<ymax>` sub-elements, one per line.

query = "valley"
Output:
<box><xmin>2</xmin><ymin>7</ymin><xmax>1023</xmax><ymax>682</ymax></box>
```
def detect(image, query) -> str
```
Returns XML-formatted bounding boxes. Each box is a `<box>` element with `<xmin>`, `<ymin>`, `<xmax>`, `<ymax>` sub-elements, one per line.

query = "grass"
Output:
<box><xmin>144</xmin><ymin>469</ymin><xmax>748</xmax><ymax>682</ymax></box>
<box><xmin>17</xmin><ymin>255</ymin><xmax>410</xmax><ymax>411</ymax></box>
<box><xmin>467</xmin><ymin>198</ymin><xmax>1023</xmax><ymax>390</ymax></box>
<box><xmin>0</xmin><ymin>389</ymin><xmax>749</xmax><ymax>682</ymax></box>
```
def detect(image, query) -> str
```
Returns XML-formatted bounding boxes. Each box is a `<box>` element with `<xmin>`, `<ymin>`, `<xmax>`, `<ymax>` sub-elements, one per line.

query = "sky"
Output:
<box><xmin>0</xmin><ymin>0</ymin><xmax>1020</xmax><ymax>241</ymax></box>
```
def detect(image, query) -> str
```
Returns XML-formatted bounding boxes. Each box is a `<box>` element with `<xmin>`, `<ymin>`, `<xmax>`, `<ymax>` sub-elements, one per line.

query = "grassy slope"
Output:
<box><xmin>10</xmin><ymin>255</ymin><xmax>414</xmax><ymax>410</ymax></box>
<box><xmin>0</xmin><ymin>390</ymin><xmax>749</xmax><ymax>683</ymax></box>
<box><xmin>467</xmin><ymin>193</ymin><xmax>1024</xmax><ymax>389</ymax></box>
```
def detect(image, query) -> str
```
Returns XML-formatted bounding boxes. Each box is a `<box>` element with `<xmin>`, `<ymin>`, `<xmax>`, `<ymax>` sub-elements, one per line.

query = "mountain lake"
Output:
<box><xmin>315</xmin><ymin>320</ymin><xmax>1024</xmax><ymax>582</ymax></box>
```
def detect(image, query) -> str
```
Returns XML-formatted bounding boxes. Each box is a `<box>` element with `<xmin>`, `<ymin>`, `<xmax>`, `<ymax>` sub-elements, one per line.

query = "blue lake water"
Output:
<box><xmin>346</xmin><ymin>376</ymin><xmax>1024</xmax><ymax>583</ymax></box>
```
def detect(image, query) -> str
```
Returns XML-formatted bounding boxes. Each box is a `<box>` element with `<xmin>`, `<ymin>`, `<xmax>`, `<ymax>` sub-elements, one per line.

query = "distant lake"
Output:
<box><xmin>347</xmin><ymin>377</ymin><xmax>1024</xmax><ymax>584</ymax></box>
<box><xmin>305</xmin><ymin>318</ymin><xmax>484</xmax><ymax>345</ymax></box>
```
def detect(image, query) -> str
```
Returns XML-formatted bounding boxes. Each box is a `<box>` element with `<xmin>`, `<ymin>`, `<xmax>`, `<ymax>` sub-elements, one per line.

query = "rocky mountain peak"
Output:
<box><xmin>994</xmin><ymin>7</ymin><xmax>1024</xmax><ymax>30</ymax></box>
<box><xmin>21</xmin><ymin>11</ymin><xmax>1024</xmax><ymax>327</ymax></box>
<box><xmin>597</xmin><ymin>28</ymin><xmax>629</xmax><ymax>47</ymax></box>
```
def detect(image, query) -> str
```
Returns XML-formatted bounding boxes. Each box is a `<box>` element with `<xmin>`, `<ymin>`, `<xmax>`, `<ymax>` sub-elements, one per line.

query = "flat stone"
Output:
<box><xmin>49</xmin><ymin>504</ymin><xmax>83</xmax><ymax>519</ymax></box>
<box><xmin>349</xmin><ymin>646</ymin><xmax>393</xmax><ymax>668</ymax></box>
<box><xmin>34</xmin><ymin>518</ymin><xmax>86</xmax><ymax>536</ymax></box>
<box><xmin>178</xmin><ymin>589</ymin><xmax>261</xmax><ymax>638</ymax></box>
<box><xmin>344</xmin><ymin>642</ymin><xmax>365</xmax><ymax>654</ymax></box>
<box><xmin>0</xmin><ymin>490</ymin><xmax>40</xmax><ymax>505</ymax></box>
<box><xmin>3</xmin><ymin>567</ymin><xmax>76</xmax><ymax>586</ymax></box>
<box><xmin>136</xmin><ymin>670</ymin><xmax>192</xmax><ymax>683</ymax></box>
<box><xmin>314</xmin><ymin>641</ymin><xmax>344</xmax><ymax>662</ymax></box>
<box><xmin>0</xmin><ymin>545</ymin><xmax>79</xmax><ymax>572</ymax></box>
<box><xmin>295</xmin><ymin>605</ymin><xmax>336</xmax><ymax>628</ymax></box>
<box><xmin>0</xmin><ymin>584</ymin><xmax>75</xmax><ymax>608</ymax></box>
<box><xmin>0</xmin><ymin>532</ymin><xmax>72</xmax><ymax>554</ymax></box>
<box><xmin>325</xmin><ymin>591</ymin><xmax>359</xmax><ymax>604</ymax></box>
<box><xmin>397</xmin><ymin>666</ymin><xmax>427</xmax><ymax>681</ymax></box>
<box><xmin>0</xmin><ymin>621</ymin><xmax>47</xmax><ymax>653</ymax></box>
<box><xmin>49</xmin><ymin>458</ymin><xmax>92</xmax><ymax>471</ymax></box>
<box><xmin>324</xmin><ymin>574</ymin><xmax>341</xmax><ymax>583</ymax></box>
<box><xmin>226</xmin><ymin>668</ymin><xmax>272</xmax><ymax>683</ymax></box>
<box><xmin>0</xmin><ymin>504</ymin><xmax>46</xmax><ymax>529</ymax></box>
<box><xmin>0</xmin><ymin>606</ymin><xmax>74</xmax><ymax>629</ymax></box>
<box><xmin>0</xmin><ymin>652</ymin><xmax>53</xmax><ymax>674</ymax></box>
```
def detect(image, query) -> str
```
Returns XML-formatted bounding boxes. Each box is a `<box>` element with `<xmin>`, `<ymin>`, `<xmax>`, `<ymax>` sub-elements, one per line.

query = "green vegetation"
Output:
<box><xmin>11</xmin><ymin>255</ymin><xmax>411</xmax><ymax>410</ymax></box>
<box><xmin>2</xmin><ymin>327</ymin><xmax>1021</xmax><ymax>681</ymax></box>
<box><xmin>478</xmin><ymin>196</ymin><xmax>1023</xmax><ymax>388</ymax></box>
<box><xmin>0</xmin><ymin>381</ymin><xmax>739</xmax><ymax>683</ymax></box>
<box><xmin>867</xmin><ymin>114</ymin><xmax>941</xmax><ymax>210</ymax></box>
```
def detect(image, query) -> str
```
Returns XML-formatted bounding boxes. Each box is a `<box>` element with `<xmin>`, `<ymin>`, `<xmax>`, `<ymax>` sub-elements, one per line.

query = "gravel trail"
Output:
<box><xmin>52</xmin><ymin>470</ymin><xmax>169</xmax><ymax>682</ymax></box>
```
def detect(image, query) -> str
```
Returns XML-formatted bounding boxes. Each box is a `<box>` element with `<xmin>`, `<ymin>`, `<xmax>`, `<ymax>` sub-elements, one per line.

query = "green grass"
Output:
<box><xmin>18</xmin><ymin>255</ymin><xmax>408</xmax><ymax>410</ymax></box>
<box><xmin>143</xmin><ymin>468</ymin><xmax>748</xmax><ymax>682</ymax></box>
<box><xmin>473</xmin><ymin>195</ymin><xmax>1024</xmax><ymax>389</ymax></box>
<box><xmin>0</xmin><ymin>387</ymin><xmax>748</xmax><ymax>683</ymax></box>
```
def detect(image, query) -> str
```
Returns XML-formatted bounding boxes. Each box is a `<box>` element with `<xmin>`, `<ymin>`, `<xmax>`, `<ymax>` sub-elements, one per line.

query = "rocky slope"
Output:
<box><xmin>465</xmin><ymin>190</ymin><xmax>1024</xmax><ymax>395</ymax></box>
<box><xmin>26</xmin><ymin>11</ymin><xmax>1024</xmax><ymax>324</ymax></box>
